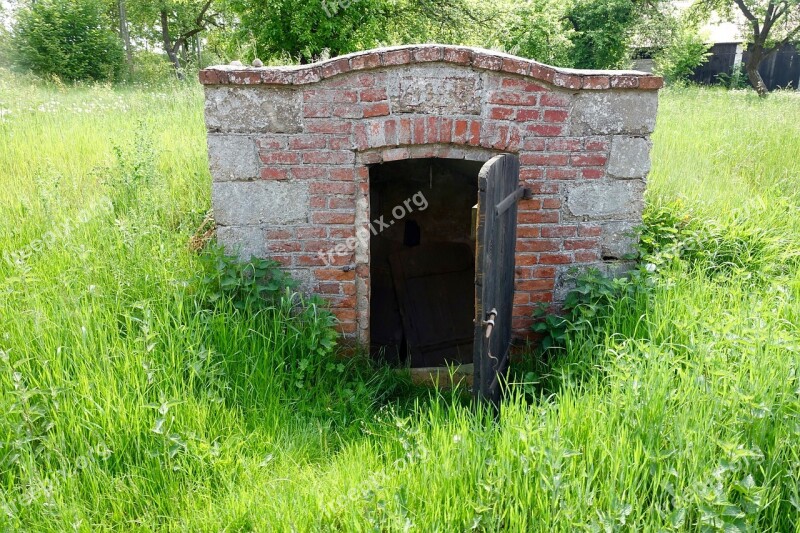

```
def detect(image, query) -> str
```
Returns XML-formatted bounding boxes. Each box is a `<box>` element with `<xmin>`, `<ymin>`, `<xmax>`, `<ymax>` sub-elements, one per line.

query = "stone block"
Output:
<box><xmin>216</xmin><ymin>225</ymin><xmax>266</xmax><ymax>259</ymax></box>
<box><xmin>205</xmin><ymin>86</ymin><xmax>302</xmax><ymax>133</ymax></box>
<box><xmin>212</xmin><ymin>181</ymin><xmax>309</xmax><ymax>226</ymax></box>
<box><xmin>207</xmin><ymin>135</ymin><xmax>259</xmax><ymax>181</ymax></box>
<box><xmin>601</xmin><ymin>220</ymin><xmax>640</xmax><ymax>259</ymax></box>
<box><xmin>570</xmin><ymin>91</ymin><xmax>658</xmax><ymax>135</ymax></box>
<box><xmin>287</xmin><ymin>268</ymin><xmax>315</xmax><ymax>292</ymax></box>
<box><xmin>388</xmin><ymin>65</ymin><xmax>483</xmax><ymax>115</ymax></box>
<box><xmin>607</xmin><ymin>136</ymin><xmax>652</xmax><ymax>179</ymax></box>
<box><xmin>565</xmin><ymin>180</ymin><xmax>645</xmax><ymax>220</ymax></box>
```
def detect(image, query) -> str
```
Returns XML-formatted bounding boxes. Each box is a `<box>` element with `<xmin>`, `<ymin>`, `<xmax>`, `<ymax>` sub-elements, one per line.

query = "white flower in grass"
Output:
<box><xmin>645</xmin><ymin>263</ymin><xmax>657</xmax><ymax>273</ymax></box>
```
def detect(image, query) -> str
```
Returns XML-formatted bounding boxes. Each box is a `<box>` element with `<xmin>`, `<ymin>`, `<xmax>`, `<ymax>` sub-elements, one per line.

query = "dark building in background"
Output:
<box><xmin>690</xmin><ymin>42</ymin><xmax>800</xmax><ymax>90</ymax></box>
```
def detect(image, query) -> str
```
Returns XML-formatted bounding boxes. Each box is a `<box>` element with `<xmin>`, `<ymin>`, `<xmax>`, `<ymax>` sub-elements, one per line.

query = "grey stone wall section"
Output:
<box><xmin>565</xmin><ymin>180</ymin><xmax>646</xmax><ymax>220</ymax></box>
<box><xmin>601</xmin><ymin>221</ymin><xmax>639</xmax><ymax>259</ymax></box>
<box><xmin>388</xmin><ymin>65</ymin><xmax>484</xmax><ymax>115</ymax></box>
<box><xmin>569</xmin><ymin>91</ymin><xmax>658</xmax><ymax>135</ymax></box>
<box><xmin>205</xmin><ymin>86</ymin><xmax>302</xmax><ymax>133</ymax></box>
<box><xmin>212</xmin><ymin>181</ymin><xmax>309</xmax><ymax>226</ymax></box>
<box><xmin>217</xmin><ymin>226</ymin><xmax>267</xmax><ymax>259</ymax></box>
<box><xmin>607</xmin><ymin>136</ymin><xmax>652</xmax><ymax>179</ymax></box>
<box><xmin>207</xmin><ymin>135</ymin><xmax>259</xmax><ymax>181</ymax></box>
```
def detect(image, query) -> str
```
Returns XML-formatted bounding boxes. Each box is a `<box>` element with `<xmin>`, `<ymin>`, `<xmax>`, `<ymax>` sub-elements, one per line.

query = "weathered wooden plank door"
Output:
<box><xmin>473</xmin><ymin>154</ymin><xmax>524</xmax><ymax>406</ymax></box>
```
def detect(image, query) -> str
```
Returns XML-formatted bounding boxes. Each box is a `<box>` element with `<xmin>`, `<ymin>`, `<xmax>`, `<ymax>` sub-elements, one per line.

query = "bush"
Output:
<box><xmin>566</xmin><ymin>0</ymin><xmax>639</xmax><ymax>69</ymax></box>
<box><xmin>653</xmin><ymin>23</ymin><xmax>710</xmax><ymax>83</ymax></box>
<box><xmin>128</xmin><ymin>51</ymin><xmax>175</xmax><ymax>86</ymax></box>
<box><xmin>12</xmin><ymin>0</ymin><xmax>124</xmax><ymax>82</ymax></box>
<box><xmin>498</xmin><ymin>0</ymin><xmax>574</xmax><ymax>67</ymax></box>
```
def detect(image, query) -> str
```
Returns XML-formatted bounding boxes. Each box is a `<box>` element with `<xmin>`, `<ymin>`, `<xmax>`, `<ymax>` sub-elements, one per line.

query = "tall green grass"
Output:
<box><xmin>0</xmin><ymin>74</ymin><xmax>799</xmax><ymax>531</ymax></box>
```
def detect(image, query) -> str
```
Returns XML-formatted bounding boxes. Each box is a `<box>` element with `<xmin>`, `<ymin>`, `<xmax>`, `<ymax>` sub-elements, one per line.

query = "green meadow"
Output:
<box><xmin>1</xmin><ymin>73</ymin><xmax>799</xmax><ymax>531</ymax></box>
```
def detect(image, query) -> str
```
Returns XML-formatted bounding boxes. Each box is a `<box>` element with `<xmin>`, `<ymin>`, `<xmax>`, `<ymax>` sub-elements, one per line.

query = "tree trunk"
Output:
<box><xmin>117</xmin><ymin>0</ymin><xmax>133</xmax><ymax>74</ymax></box>
<box><xmin>160</xmin><ymin>9</ymin><xmax>184</xmax><ymax>80</ymax></box>
<box><xmin>745</xmin><ymin>48</ymin><xmax>768</xmax><ymax>97</ymax></box>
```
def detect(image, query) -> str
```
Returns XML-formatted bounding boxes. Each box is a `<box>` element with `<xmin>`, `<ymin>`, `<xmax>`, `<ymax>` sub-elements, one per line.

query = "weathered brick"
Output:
<box><xmin>360</xmin><ymin>88</ymin><xmax>387</xmax><ymax>102</ymax></box>
<box><xmin>564</xmin><ymin>239</ymin><xmax>598</xmax><ymax>250</ymax></box>
<box><xmin>382</xmin><ymin>49</ymin><xmax>412</xmax><ymax>65</ymax></box>
<box><xmin>260</xmin><ymin>151</ymin><xmax>301</xmax><ymax>165</ymax></box>
<box><xmin>539</xmin><ymin>253</ymin><xmax>573</xmax><ymax>265</ymax></box>
<box><xmin>297</xmin><ymin>227</ymin><xmax>326</xmax><ymax>239</ymax></box>
<box><xmin>544</xmin><ymin>109</ymin><xmax>569</xmax><ymax>123</ymax></box>
<box><xmin>290</xmin><ymin>136</ymin><xmax>327</xmax><ymax>150</ymax></box>
<box><xmin>489</xmin><ymin>107</ymin><xmax>515</xmax><ymax>120</ymax></box>
<box><xmin>540</xmin><ymin>93</ymin><xmax>572</xmax><ymax>107</ymax></box>
<box><xmin>291</xmin><ymin>167</ymin><xmax>327</xmax><ymax>180</ymax></box>
<box><xmin>527</xmin><ymin>124</ymin><xmax>563</xmax><ymax>137</ymax></box>
<box><xmin>571</xmin><ymin>154</ymin><xmax>608</xmax><ymax>167</ymax></box>
<box><xmin>519</xmin><ymin>211</ymin><xmax>559</xmax><ymax>224</ymax></box>
<box><xmin>443</xmin><ymin>48</ymin><xmax>472</xmax><ymax>64</ymax></box>
<box><xmin>321</xmin><ymin>58</ymin><xmax>351</xmax><ymax>79</ymax></box>
<box><xmin>517</xmin><ymin>240</ymin><xmax>560</xmax><ymax>252</ymax></box>
<box><xmin>260</xmin><ymin>167</ymin><xmax>288</xmax><ymax>180</ymax></box>
<box><xmin>489</xmin><ymin>91</ymin><xmax>538</xmax><ymax>106</ymax></box>
<box><xmin>311</xmin><ymin>182</ymin><xmax>355</xmax><ymax>195</ymax></box>
<box><xmin>306</xmin><ymin>120</ymin><xmax>352</xmax><ymax>134</ymax></box>
<box><xmin>516</xmin><ymin>109</ymin><xmax>541</xmax><ymax>122</ymax></box>
<box><xmin>520</xmin><ymin>153</ymin><xmax>569</xmax><ymax>166</ymax></box>
<box><xmin>501</xmin><ymin>77</ymin><xmax>548</xmax><ymax>92</ymax></box>
<box><xmin>546</xmin><ymin>168</ymin><xmax>579</xmax><ymax>180</ymax></box>
<box><xmin>412</xmin><ymin>46</ymin><xmax>443</xmax><ymax>62</ymax></box>
<box><xmin>350</xmin><ymin>53</ymin><xmax>381</xmax><ymax>70</ymax></box>
<box><xmin>312</xmin><ymin>212</ymin><xmax>356</xmax><ymax>225</ymax></box>
<box><xmin>364</xmin><ymin>102</ymin><xmax>390</xmax><ymax>118</ymax></box>
<box><xmin>302</xmin><ymin>151</ymin><xmax>355</xmax><ymax>165</ymax></box>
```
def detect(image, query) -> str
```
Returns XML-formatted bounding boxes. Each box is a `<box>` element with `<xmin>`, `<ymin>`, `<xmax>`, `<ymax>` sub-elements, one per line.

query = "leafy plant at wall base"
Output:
<box><xmin>198</xmin><ymin>245</ymin><xmax>297</xmax><ymax>311</ymax></box>
<box><xmin>531</xmin><ymin>268</ymin><xmax>651</xmax><ymax>352</ymax></box>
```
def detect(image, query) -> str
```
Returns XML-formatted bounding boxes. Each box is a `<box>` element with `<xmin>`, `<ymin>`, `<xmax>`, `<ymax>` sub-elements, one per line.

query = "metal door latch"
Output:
<box><xmin>482</xmin><ymin>308</ymin><xmax>498</xmax><ymax>339</ymax></box>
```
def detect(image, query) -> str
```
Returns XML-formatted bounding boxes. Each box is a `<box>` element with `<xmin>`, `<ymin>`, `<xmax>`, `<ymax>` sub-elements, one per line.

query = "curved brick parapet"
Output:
<box><xmin>199</xmin><ymin>44</ymin><xmax>663</xmax><ymax>91</ymax></box>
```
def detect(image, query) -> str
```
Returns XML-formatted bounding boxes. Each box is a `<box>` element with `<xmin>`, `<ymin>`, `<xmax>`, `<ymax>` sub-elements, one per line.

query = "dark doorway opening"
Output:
<box><xmin>369</xmin><ymin>158</ymin><xmax>482</xmax><ymax>369</ymax></box>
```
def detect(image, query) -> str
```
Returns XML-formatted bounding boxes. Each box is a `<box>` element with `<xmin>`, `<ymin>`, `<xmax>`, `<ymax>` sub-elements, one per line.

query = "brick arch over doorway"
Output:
<box><xmin>200</xmin><ymin>45</ymin><xmax>662</xmax><ymax>342</ymax></box>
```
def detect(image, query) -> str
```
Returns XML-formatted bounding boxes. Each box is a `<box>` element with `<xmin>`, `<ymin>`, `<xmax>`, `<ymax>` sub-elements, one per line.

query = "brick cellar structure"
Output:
<box><xmin>199</xmin><ymin>45</ymin><xmax>662</xmax><ymax>363</ymax></box>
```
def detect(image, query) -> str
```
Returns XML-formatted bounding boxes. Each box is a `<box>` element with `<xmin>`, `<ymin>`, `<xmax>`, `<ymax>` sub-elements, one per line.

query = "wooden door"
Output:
<box><xmin>473</xmin><ymin>154</ymin><xmax>525</xmax><ymax>406</ymax></box>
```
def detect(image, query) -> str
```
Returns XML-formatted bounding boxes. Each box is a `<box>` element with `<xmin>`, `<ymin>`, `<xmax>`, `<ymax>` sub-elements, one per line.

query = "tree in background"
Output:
<box><xmin>225</xmin><ymin>0</ymin><xmax>391</xmax><ymax>64</ymax></box>
<box><xmin>222</xmin><ymin>0</ymin><xmax>498</xmax><ymax>65</ymax></box>
<box><xmin>631</xmin><ymin>3</ymin><xmax>711</xmax><ymax>83</ymax></box>
<box><xmin>566</xmin><ymin>0</ymin><xmax>655</xmax><ymax>69</ymax></box>
<box><xmin>12</xmin><ymin>0</ymin><xmax>124</xmax><ymax>81</ymax></box>
<box><xmin>117</xmin><ymin>0</ymin><xmax>134</xmax><ymax>74</ymax></box>
<box><xmin>699</xmin><ymin>0</ymin><xmax>800</xmax><ymax>95</ymax></box>
<box><xmin>386</xmin><ymin>0</ymin><xmax>497</xmax><ymax>48</ymax></box>
<box><xmin>6</xmin><ymin>0</ymin><xmax>668</xmax><ymax>81</ymax></box>
<box><xmin>127</xmin><ymin>0</ymin><xmax>222</xmax><ymax>78</ymax></box>
<box><xmin>494</xmin><ymin>0</ymin><xmax>575</xmax><ymax>67</ymax></box>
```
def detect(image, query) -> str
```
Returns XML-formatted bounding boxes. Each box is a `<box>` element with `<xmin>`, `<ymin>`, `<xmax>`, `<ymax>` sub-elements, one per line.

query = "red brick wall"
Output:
<box><xmin>202</xmin><ymin>45</ymin><xmax>661</xmax><ymax>341</ymax></box>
